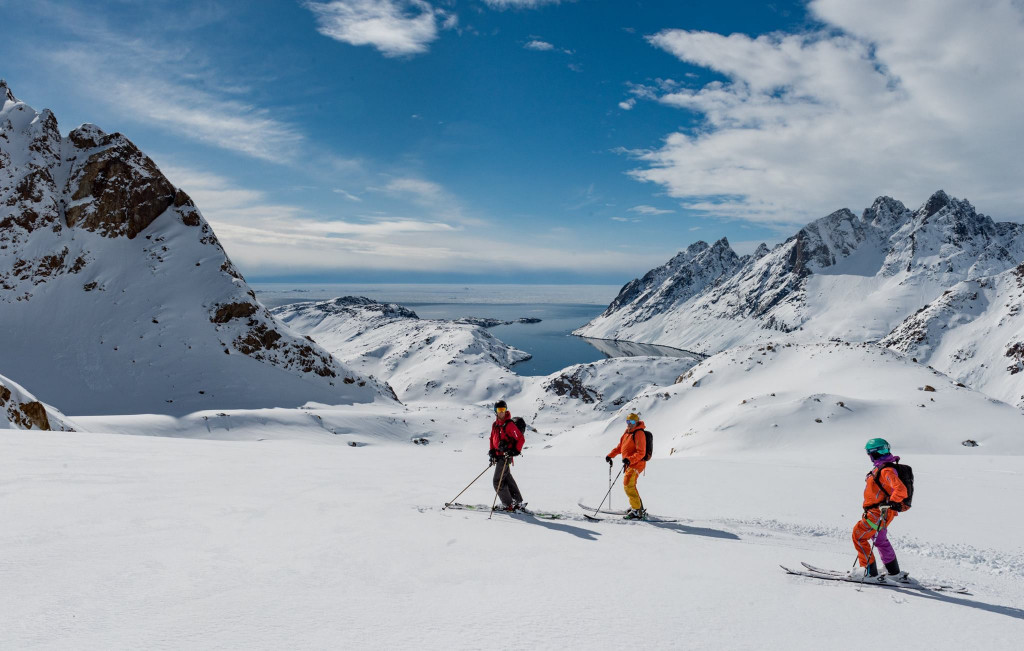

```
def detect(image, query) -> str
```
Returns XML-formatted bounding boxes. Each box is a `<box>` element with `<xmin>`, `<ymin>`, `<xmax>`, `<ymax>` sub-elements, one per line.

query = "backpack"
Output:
<box><xmin>872</xmin><ymin>462</ymin><xmax>914</xmax><ymax>510</ymax></box>
<box><xmin>634</xmin><ymin>429</ymin><xmax>653</xmax><ymax>462</ymax></box>
<box><xmin>512</xmin><ymin>417</ymin><xmax>528</xmax><ymax>438</ymax></box>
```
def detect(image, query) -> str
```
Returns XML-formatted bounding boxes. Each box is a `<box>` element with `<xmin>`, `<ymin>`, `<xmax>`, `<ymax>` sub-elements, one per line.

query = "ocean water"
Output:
<box><xmin>251</xmin><ymin>283</ymin><xmax>697</xmax><ymax>376</ymax></box>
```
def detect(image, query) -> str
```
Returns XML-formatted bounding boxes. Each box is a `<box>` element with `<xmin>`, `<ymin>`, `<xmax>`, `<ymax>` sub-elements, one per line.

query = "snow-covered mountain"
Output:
<box><xmin>881</xmin><ymin>261</ymin><xmax>1024</xmax><ymax>408</ymax></box>
<box><xmin>272</xmin><ymin>296</ymin><xmax>530</xmax><ymax>403</ymax></box>
<box><xmin>577</xmin><ymin>192</ymin><xmax>1024</xmax><ymax>356</ymax></box>
<box><xmin>549</xmin><ymin>341</ymin><xmax>1024</xmax><ymax>458</ymax></box>
<box><xmin>0</xmin><ymin>82</ymin><xmax>392</xmax><ymax>415</ymax></box>
<box><xmin>1</xmin><ymin>372</ymin><xmax>76</xmax><ymax>431</ymax></box>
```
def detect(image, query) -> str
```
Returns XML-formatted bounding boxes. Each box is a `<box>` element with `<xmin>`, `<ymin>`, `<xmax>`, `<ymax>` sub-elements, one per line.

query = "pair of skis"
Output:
<box><xmin>781</xmin><ymin>562</ymin><xmax>969</xmax><ymax>593</ymax></box>
<box><xmin>443</xmin><ymin>502</ymin><xmax>563</xmax><ymax>520</ymax></box>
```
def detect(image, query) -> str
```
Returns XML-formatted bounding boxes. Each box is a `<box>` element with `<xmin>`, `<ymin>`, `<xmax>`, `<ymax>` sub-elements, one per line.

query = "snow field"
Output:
<box><xmin>2</xmin><ymin>431</ymin><xmax>1023</xmax><ymax>650</ymax></box>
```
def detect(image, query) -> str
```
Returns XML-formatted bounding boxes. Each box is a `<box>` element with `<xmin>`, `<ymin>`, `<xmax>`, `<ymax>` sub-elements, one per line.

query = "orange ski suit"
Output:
<box><xmin>608</xmin><ymin>422</ymin><xmax>647</xmax><ymax>510</ymax></box>
<box><xmin>852</xmin><ymin>465</ymin><xmax>909</xmax><ymax>567</ymax></box>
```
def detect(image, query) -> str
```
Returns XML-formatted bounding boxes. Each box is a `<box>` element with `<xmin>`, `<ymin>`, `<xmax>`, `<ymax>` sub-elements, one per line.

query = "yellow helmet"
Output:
<box><xmin>627</xmin><ymin>412</ymin><xmax>640</xmax><ymax>422</ymax></box>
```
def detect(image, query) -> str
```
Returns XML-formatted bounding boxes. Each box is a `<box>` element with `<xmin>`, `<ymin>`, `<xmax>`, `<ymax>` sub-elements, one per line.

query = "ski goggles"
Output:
<box><xmin>495</xmin><ymin>407</ymin><xmax>507</xmax><ymax>414</ymax></box>
<box><xmin>626</xmin><ymin>419</ymin><xmax>638</xmax><ymax>426</ymax></box>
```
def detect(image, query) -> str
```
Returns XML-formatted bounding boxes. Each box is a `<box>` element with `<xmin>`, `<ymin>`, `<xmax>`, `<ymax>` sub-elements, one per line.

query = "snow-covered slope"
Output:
<box><xmin>577</xmin><ymin>192</ymin><xmax>1024</xmax><ymax>355</ymax></box>
<box><xmin>0</xmin><ymin>82</ymin><xmax>392</xmax><ymax>415</ymax></box>
<box><xmin>272</xmin><ymin>296</ymin><xmax>530</xmax><ymax>403</ymax></box>
<box><xmin>549</xmin><ymin>341</ymin><xmax>1024</xmax><ymax>458</ymax></box>
<box><xmin>1</xmin><ymin>372</ymin><xmax>76</xmax><ymax>431</ymax></box>
<box><xmin>881</xmin><ymin>261</ymin><xmax>1024</xmax><ymax>408</ymax></box>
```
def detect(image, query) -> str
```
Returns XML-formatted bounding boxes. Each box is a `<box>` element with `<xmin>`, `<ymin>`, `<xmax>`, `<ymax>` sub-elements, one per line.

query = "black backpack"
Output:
<box><xmin>634</xmin><ymin>429</ymin><xmax>653</xmax><ymax>462</ymax></box>
<box><xmin>512</xmin><ymin>417</ymin><xmax>528</xmax><ymax>438</ymax></box>
<box><xmin>872</xmin><ymin>462</ymin><xmax>914</xmax><ymax>510</ymax></box>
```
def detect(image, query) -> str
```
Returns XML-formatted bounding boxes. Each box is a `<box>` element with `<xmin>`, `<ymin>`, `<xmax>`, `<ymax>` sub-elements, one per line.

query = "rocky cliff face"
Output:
<box><xmin>576</xmin><ymin>191</ymin><xmax>1024</xmax><ymax>356</ymax></box>
<box><xmin>1</xmin><ymin>372</ymin><xmax>76</xmax><ymax>431</ymax></box>
<box><xmin>0</xmin><ymin>82</ymin><xmax>393</xmax><ymax>415</ymax></box>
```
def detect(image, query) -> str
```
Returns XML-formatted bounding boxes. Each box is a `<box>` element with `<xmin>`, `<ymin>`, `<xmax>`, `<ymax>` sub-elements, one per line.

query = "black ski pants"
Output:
<box><xmin>492</xmin><ymin>456</ymin><xmax>523</xmax><ymax>507</ymax></box>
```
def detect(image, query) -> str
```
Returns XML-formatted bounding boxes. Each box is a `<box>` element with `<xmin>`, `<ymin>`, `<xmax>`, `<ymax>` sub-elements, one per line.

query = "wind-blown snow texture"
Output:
<box><xmin>577</xmin><ymin>192</ymin><xmax>1024</xmax><ymax>359</ymax></box>
<box><xmin>0</xmin><ymin>82</ymin><xmax>392</xmax><ymax>415</ymax></box>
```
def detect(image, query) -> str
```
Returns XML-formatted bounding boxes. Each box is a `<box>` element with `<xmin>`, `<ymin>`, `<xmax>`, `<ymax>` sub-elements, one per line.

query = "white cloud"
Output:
<box><xmin>483</xmin><ymin>0</ymin><xmax>565</xmax><ymax>9</ymax></box>
<box><xmin>524</xmin><ymin>40</ymin><xmax>555</xmax><ymax>51</ymax></box>
<box><xmin>628</xmin><ymin>205</ymin><xmax>673</xmax><ymax>215</ymax></box>
<box><xmin>333</xmin><ymin>188</ymin><xmax>363</xmax><ymax>201</ymax></box>
<box><xmin>305</xmin><ymin>0</ymin><xmax>451</xmax><ymax>57</ymax></box>
<box><xmin>618</xmin><ymin>98</ymin><xmax>637</xmax><ymax>110</ymax></box>
<box><xmin>611</xmin><ymin>216</ymin><xmax>641</xmax><ymax>223</ymax></box>
<box><xmin>631</xmin><ymin>0</ymin><xmax>1024</xmax><ymax>225</ymax></box>
<box><xmin>380</xmin><ymin>177</ymin><xmax>446</xmax><ymax>202</ymax></box>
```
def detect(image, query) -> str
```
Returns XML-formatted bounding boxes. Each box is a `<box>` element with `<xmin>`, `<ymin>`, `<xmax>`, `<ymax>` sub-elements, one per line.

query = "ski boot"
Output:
<box><xmin>623</xmin><ymin>508</ymin><xmax>648</xmax><ymax>520</ymax></box>
<box><xmin>884</xmin><ymin>560</ymin><xmax>910</xmax><ymax>583</ymax></box>
<box><xmin>849</xmin><ymin>563</ymin><xmax>883</xmax><ymax>581</ymax></box>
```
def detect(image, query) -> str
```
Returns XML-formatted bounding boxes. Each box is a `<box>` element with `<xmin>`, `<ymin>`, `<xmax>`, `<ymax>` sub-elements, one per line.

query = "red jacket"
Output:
<box><xmin>489</xmin><ymin>416</ymin><xmax>524</xmax><ymax>455</ymax></box>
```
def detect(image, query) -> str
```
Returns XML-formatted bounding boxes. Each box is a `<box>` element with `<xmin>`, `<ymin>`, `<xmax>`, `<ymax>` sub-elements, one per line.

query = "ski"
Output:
<box><xmin>798</xmin><ymin>562</ymin><xmax>968</xmax><ymax>592</ymax></box>
<box><xmin>580</xmin><ymin>511</ymin><xmax>678</xmax><ymax>523</ymax></box>
<box><xmin>577</xmin><ymin>502</ymin><xmax>630</xmax><ymax>515</ymax></box>
<box><xmin>443</xmin><ymin>502</ymin><xmax>563</xmax><ymax>520</ymax></box>
<box><xmin>781</xmin><ymin>565</ymin><xmax>969</xmax><ymax>594</ymax></box>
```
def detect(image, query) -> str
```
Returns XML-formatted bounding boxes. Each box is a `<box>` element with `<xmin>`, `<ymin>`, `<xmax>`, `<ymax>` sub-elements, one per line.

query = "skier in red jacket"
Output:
<box><xmin>488</xmin><ymin>400</ymin><xmax>525</xmax><ymax>511</ymax></box>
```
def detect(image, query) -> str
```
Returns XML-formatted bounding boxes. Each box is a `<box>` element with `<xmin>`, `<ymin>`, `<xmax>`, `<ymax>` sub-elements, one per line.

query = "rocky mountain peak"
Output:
<box><xmin>0</xmin><ymin>79</ymin><xmax>16</xmax><ymax>103</ymax></box>
<box><xmin>919</xmin><ymin>189</ymin><xmax>951</xmax><ymax>218</ymax></box>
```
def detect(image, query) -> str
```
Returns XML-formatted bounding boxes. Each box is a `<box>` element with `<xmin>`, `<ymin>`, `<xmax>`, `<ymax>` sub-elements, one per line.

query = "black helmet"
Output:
<box><xmin>494</xmin><ymin>400</ymin><xmax>507</xmax><ymax>411</ymax></box>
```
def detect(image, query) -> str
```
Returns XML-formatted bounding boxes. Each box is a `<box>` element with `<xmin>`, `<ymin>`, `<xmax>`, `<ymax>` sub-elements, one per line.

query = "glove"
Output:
<box><xmin>623</xmin><ymin>458</ymin><xmax>631</xmax><ymax>468</ymax></box>
<box><xmin>888</xmin><ymin>501</ymin><xmax>905</xmax><ymax>512</ymax></box>
<box><xmin>509</xmin><ymin>448</ymin><xmax>520</xmax><ymax>457</ymax></box>
<box><xmin>488</xmin><ymin>450</ymin><xmax>498</xmax><ymax>465</ymax></box>
<box><xmin>605</xmin><ymin>456</ymin><xmax>613</xmax><ymax>467</ymax></box>
<box><xmin>504</xmin><ymin>451</ymin><xmax>513</xmax><ymax>459</ymax></box>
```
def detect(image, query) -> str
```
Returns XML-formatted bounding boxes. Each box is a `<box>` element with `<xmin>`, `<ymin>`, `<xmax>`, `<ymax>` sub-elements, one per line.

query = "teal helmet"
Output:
<box><xmin>865</xmin><ymin>438</ymin><xmax>890</xmax><ymax>455</ymax></box>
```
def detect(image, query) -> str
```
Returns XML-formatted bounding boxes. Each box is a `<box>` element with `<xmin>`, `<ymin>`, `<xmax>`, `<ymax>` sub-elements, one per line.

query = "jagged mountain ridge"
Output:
<box><xmin>576</xmin><ymin>191</ymin><xmax>1024</xmax><ymax>356</ymax></box>
<box><xmin>0</xmin><ymin>82</ymin><xmax>393</xmax><ymax>415</ymax></box>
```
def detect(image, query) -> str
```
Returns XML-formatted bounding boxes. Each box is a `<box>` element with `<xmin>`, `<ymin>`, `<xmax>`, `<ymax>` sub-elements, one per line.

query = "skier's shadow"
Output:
<box><xmin>507</xmin><ymin>514</ymin><xmax>601</xmax><ymax>541</ymax></box>
<box><xmin>894</xmin><ymin>586</ymin><xmax>1024</xmax><ymax>621</ymax></box>
<box><xmin>646</xmin><ymin>521</ymin><xmax>741</xmax><ymax>540</ymax></box>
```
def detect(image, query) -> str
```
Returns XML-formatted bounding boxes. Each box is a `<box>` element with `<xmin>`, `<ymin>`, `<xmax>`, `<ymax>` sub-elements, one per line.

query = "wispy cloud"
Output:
<box><xmin>630</xmin><ymin>0</ymin><xmax>1024</xmax><ymax>224</ymax></box>
<box><xmin>333</xmin><ymin>188</ymin><xmax>363</xmax><ymax>202</ymax></box>
<box><xmin>524</xmin><ymin>39</ymin><xmax>555</xmax><ymax>51</ymax></box>
<box><xmin>484</xmin><ymin>0</ymin><xmax>566</xmax><ymax>9</ymax></box>
<box><xmin>26</xmin><ymin>3</ymin><xmax>305</xmax><ymax>163</ymax></box>
<box><xmin>304</xmin><ymin>0</ymin><xmax>453</xmax><ymax>57</ymax></box>
<box><xmin>618</xmin><ymin>98</ymin><xmax>637</xmax><ymax>110</ymax></box>
<box><xmin>629</xmin><ymin>205</ymin><xmax>673</xmax><ymax>215</ymax></box>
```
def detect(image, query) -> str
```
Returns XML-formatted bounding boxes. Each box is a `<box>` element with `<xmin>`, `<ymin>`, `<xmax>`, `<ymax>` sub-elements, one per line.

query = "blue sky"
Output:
<box><xmin>3</xmin><ymin>0</ymin><xmax>1022</xmax><ymax>283</ymax></box>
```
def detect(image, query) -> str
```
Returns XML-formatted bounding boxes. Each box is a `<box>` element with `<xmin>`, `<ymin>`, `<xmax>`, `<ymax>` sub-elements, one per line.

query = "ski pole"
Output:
<box><xmin>442</xmin><ymin>464</ymin><xmax>492</xmax><ymax>510</ymax></box>
<box><xmin>608</xmin><ymin>463</ymin><xmax>613</xmax><ymax>511</ymax></box>
<box><xmin>488</xmin><ymin>457</ymin><xmax>509</xmax><ymax>520</ymax></box>
<box><xmin>590</xmin><ymin>466</ymin><xmax>624</xmax><ymax>518</ymax></box>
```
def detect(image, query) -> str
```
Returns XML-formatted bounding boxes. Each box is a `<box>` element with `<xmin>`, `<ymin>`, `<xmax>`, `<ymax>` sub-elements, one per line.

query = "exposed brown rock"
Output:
<box><xmin>16</xmin><ymin>401</ymin><xmax>51</xmax><ymax>430</ymax></box>
<box><xmin>65</xmin><ymin>134</ymin><xmax>177</xmax><ymax>239</ymax></box>
<box><xmin>211</xmin><ymin>302</ymin><xmax>258</xmax><ymax>323</ymax></box>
